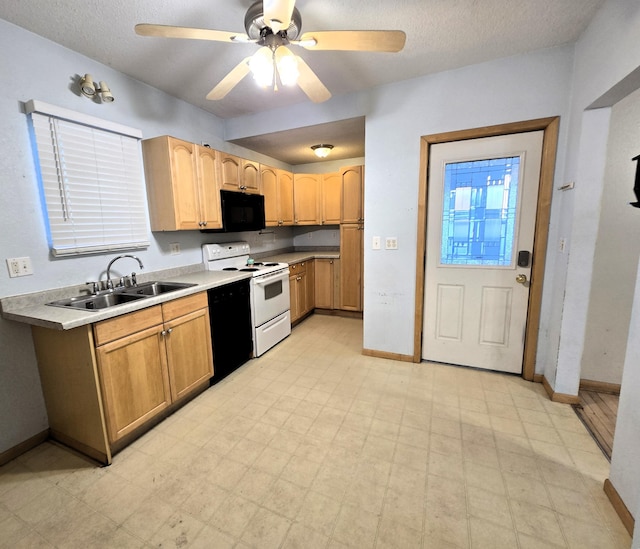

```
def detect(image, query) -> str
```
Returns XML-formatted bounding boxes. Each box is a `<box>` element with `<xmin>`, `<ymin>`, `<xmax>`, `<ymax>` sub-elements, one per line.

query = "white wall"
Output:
<box><xmin>0</xmin><ymin>18</ymin><xmax>296</xmax><ymax>453</ymax></box>
<box><xmin>581</xmin><ymin>87</ymin><xmax>640</xmax><ymax>384</ymax></box>
<box><xmin>361</xmin><ymin>46</ymin><xmax>574</xmax><ymax>357</ymax></box>
<box><xmin>610</xmin><ymin>256</ymin><xmax>640</xmax><ymax>537</ymax></box>
<box><xmin>555</xmin><ymin>0</ymin><xmax>640</xmax><ymax>537</ymax></box>
<box><xmin>550</xmin><ymin>0</ymin><xmax>640</xmax><ymax>396</ymax></box>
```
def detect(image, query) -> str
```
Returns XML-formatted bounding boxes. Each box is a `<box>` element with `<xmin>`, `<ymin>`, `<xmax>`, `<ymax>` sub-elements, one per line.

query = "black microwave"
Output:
<box><xmin>216</xmin><ymin>190</ymin><xmax>266</xmax><ymax>233</ymax></box>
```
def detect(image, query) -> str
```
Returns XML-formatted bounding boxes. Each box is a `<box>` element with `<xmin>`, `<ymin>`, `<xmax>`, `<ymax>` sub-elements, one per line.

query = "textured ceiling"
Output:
<box><xmin>0</xmin><ymin>0</ymin><xmax>604</xmax><ymax>164</ymax></box>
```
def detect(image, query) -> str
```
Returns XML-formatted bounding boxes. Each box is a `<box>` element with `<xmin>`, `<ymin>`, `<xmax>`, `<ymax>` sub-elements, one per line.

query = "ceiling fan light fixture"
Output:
<box><xmin>275</xmin><ymin>47</ymin><xmax>299</xmax><ymax>86</ymax></box>
<box><xmin>249</xmin><ymin>47</ymin><xmax>274</xmax><ymax>87</ymax></box>
<box><xmin>312</xmin><ymin>144</ymin><xmax>333</xmax><ymax>158</ymax></box>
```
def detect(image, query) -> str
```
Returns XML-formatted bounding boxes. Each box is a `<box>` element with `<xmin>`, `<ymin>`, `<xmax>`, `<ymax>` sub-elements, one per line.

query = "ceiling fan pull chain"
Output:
<box><xmin>272</xmin><ymin>48</ymin><xmax>279</xmax><ymax>92</ymax></box>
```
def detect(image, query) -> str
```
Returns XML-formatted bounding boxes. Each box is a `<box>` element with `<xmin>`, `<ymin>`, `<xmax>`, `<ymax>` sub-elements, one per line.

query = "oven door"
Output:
<box><xmin>251</xmin><ymin>269</ymin><xmax>291</xmax><ymax>327</ymax></box>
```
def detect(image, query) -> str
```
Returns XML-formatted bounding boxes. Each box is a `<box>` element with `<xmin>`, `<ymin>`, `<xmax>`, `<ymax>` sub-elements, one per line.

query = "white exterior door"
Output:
<box><xmin>422</xmin><ymin>131</ymin><xmax>543</xmax><ymax>373</ymax></box>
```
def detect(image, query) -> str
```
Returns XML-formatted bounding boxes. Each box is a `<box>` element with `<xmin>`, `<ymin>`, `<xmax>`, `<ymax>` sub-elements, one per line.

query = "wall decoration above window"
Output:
<box><xmin>24</xmin><ymin>100</ymin><xmax>149</xmax><ymax>256</ymax></box>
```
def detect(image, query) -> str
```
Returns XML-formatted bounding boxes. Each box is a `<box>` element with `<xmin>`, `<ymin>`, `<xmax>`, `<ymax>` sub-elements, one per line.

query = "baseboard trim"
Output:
<box><xmin>533</xmin><ymin>374</ymin><xmax>544</xmax><ymax>383</ymax></box>
<box><xmin>362</xmin><ymin>348</ymin><xmax>415</xmax><ymax>363</ymax></box>
<box><xmin>541</xmin><ymin>375</ymin><xmax>580</xmax><ymax>404</ymax></box>
<box><xmin>314</xmin><ymin>309</ymin><xmax>363</xmax><ymax>319</ymax></box>
<box><xmin>604</xmin><ymin>478</ymin><xmax>635</xmax><ymax>536</ymax></box>
<box><xmin>580</xmin><ymin>379</ymin><xmax>621</xmax><ymax>395</ymax></box>
<box><xmin>0</xmin><ymin>429</ymin><xmax>49</xmax><ymax>467</ymax></box>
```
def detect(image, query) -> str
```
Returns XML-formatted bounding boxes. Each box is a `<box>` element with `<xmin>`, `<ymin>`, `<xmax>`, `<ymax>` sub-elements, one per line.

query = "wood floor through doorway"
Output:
<box><xmin>573</xmin><ymin>389</ymin><xmax>619</xmax><ymax>460</ymax></box>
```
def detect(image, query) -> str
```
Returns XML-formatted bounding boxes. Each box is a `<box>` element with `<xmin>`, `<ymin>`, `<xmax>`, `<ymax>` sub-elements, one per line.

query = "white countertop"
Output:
<box><xmin>0</xmin><ymin>270</ymin><xmax>250</xmax><ymax>331</ymax></box>
<box><xmin>0</xmin><ymin>249</ymin><xmax>340</xmax><ymax>331</ymax></box>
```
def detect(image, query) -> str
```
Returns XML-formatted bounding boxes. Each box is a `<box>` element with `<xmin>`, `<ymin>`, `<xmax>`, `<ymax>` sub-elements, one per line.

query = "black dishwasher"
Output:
<box><xmin>207</xmin><ymin>278</ymin><xmax>253</xmax><ymax>383</ymax></box>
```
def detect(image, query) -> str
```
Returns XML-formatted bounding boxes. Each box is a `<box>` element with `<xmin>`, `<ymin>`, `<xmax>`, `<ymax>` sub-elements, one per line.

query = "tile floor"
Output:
<box><xmin>0</xmin><ymin>315</ymin><xmax>632</xmax><ymax>548</ymax></box>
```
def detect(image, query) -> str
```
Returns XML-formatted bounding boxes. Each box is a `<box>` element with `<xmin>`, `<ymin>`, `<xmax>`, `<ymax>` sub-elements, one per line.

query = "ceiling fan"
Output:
<box><xmin>135</xmin><ymin>0</ymin><xmax>406</xmax><ymax>104</ymax></box>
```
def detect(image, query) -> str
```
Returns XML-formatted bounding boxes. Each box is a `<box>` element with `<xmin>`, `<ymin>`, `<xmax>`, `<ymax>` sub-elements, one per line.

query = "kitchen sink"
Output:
<box><xmin>46</xmin><ymin>281</ymin><xmax>197</xmax><ymax>311</ymax></box>
<box><xmin>121</xmin><ymin>281</ymin><xmax>196</xmax><ymax>296</ymax></box>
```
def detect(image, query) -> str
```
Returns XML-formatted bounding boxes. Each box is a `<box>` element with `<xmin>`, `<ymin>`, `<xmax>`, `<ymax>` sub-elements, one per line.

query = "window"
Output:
<box><xmin>26</xmin><ymin>100</ymin><xmax>150</xmax><ymax>257</ymax></box>
<box><xmin>440</xmin><ymin>156</ymin><xmax>521</xmax><ymax>266</ymax></box>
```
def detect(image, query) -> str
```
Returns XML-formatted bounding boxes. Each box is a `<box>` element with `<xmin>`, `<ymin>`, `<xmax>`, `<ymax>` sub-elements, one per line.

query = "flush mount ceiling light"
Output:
<box><xmin>311</xmin><ymin>144</ymin><xmax>333</xmax><ymax>158</ymax></box>
<box><xmin>79</xmin><ymin>74</ymin><xmax>115</xmax><ymax>103</ymax></box>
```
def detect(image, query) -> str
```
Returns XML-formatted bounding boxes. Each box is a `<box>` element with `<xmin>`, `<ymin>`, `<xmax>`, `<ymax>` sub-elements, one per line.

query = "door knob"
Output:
<box><xmin>515</xmin><ymin>274</ymin><xmax>528</xmax><ymax>285</ymax></box>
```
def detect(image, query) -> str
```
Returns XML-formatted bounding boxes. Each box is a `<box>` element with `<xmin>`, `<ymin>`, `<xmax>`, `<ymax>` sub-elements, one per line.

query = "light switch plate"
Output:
<box><xmin>372</xmin><ymin>236</ymin><xmax>381</xmax><ymax>250</ymax></box>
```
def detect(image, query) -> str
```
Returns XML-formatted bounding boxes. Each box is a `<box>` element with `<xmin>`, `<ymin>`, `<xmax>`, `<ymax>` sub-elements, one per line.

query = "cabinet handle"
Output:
<box><xmin>203</xmin><ymin>221</ymin><xmax>207</xmax><ymax>226</ymax></box>
<box><xmin>296</xmin><ymin>276</ymin><xmax>302</xmax><ymax>281</ymax></box>
<box><xmin>161</xmin><ymin>328</ymin><xmax>173</xmax><ymax>336</ymax></box>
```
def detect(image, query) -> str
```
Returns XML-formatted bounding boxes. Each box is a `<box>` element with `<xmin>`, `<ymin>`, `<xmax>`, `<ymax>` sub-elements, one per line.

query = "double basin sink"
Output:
<box><xmin>47</xmin><ymin>281</ymin><xmax>197</xmax><ymax>311</ymax></box>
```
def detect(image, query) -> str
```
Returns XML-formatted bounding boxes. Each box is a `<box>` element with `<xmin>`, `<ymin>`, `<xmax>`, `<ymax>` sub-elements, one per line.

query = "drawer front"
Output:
<box><xmin>289</xmin><ymin>261</ymin><xmax>307</xmax><ymax>275</ymax></box>
<box><xmin>93</xmin><ymin>305</ymin><xmax>163</xmax><ymax>346</ymax></box>
<box><xmin>162</xmin><ymin>292</ymin><xmax>208</xmax><ymax>321</ymax></box>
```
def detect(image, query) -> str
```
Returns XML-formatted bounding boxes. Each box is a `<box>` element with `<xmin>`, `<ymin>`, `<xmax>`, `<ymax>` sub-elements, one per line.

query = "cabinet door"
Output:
<box><xmin>96</xmin><ymin>325</ymin><xmax>170</xmax><ymax>442</ymax></box>
<box><xmin>219</xmin><ymin>152</ymin><xmax>242</xmax><ymax>191</ymax></box>
<box><xmin>340</xmin><ymin>224</ymin><xmax>364</xmax><ymax>311</ymax></box>
<box><xmin>321</xmin><ymin>172</ymin><xmax>341</xmax><ymax>225</ymax></box>
<box><xmin>261</xmin><ymin>166</ymin><xmax>279</xmax><ymax>226</ymax></box>
<box><xmin>278</xmin><ymin>169</ymin><xmax>295</xmax><ymax>225</ymax></box>
<box><xmin>289</xmin><ymin>272</ymin><xmax>300</xmax><ymax>322</ymax></box>
<box><xmin>196</xmin><ymin>145</ymin><xmax>222</xmax><ymax>229</ymax></box>
<box><xmin>241</xmin><ymin>160</ymin><xmax>261</xmax><ymax>193</ymax></box>
<box><xmin>293</xmin><ymin>174</ymin><xmax>320</xmax><ymax>225</ymax></box>
<box><xmin>304</xmin><ymin>260</ymin><xmax>315</xmax><ymax>314</ymax></box>
<box><xmin>315</xmin><ymin>259</ymin><xmax>335</xmax><ymax>309</ymax></box>
<box><xmin>164</xmin><ymin>308</ymin><xmax>214</xmax><ymax>401</ymax></box>
<box><xmin>169</xmin><ymin>138</ymin><xmax>201</xmax><ymax>230</ymax></box>
<box><xmin>341</xmin><ymin>165</ymin><xmax>364</xmax><ymax>224</ymax></box>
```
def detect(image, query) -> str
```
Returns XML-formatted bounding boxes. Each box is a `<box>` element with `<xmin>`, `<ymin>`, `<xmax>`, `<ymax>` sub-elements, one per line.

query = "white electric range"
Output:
<box><xmin>203</xmin><ymin>242</ymin><xmax>291</xmax><ymax>356</ymax></box>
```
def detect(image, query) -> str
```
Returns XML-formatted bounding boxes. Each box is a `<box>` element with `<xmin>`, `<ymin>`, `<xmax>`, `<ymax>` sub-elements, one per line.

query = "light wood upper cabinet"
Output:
<box><xmin>142</xmin><ymin>136</ymin><xmax>222</xmax><ymax>231</ymax></box>
<box><xmin>196</xmin><ymin>146</ymin><xmax>222</xmax><ymax>229</ymax></box>
<box><xmin>293</xmin><ymin>173</ymin><xmax>320</xmax><ymax>225</ymax></box>
<box><xmin>262</xmin><ymin>165</ymin><xmax>294</xmax><ymax>226</ymax></box>
<box><xmin>321</xmin><ymin>172</ymin><xmax>341</xmax><ymax>225</ymax></box>
<box><xmin>219</xmin><ymin>152</ymin><xmax>261</xmax><ymax>194</ymax></box>
<box><xmin>341</xmin><ymin>165</ymin><xmax>364</xmax><ymax>224</ymax></box>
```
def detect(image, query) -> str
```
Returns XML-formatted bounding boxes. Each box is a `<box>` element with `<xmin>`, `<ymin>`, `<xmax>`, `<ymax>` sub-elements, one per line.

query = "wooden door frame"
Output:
<box><xmin>413</xmin><ymin>117</ymin><xmax>560</xmax><ymax>380</ymax></box>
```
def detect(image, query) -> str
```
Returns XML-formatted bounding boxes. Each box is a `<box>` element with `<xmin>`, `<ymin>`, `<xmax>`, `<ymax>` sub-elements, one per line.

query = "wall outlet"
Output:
<box><xmin>558</xmin><ymin>238</ymin><xmax>566</xmax><ymax>253</ymax></box>
<box><xmin>372</xmin><ymin>236</ymin><xmax>381</xmax><ymax>250</ymax></box>
<box><xmin>170</xmin><ymin>242</ymin><xmax>181</xmax><ymax>255</ymax></box>
<box><xmin>6</xmin><ymin>257</ymin><xmax>33</xmax><ymax>277</ymax></box>
<box><xmin>385</xmin><ymin>237</ymin><xmax>398</xmax><ymax>250</ymax></box>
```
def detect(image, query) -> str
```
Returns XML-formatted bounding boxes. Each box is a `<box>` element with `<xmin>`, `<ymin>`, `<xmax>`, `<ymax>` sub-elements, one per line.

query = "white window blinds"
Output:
<box><xmin>27</xmin><ymin>101</ymin><xmax>150</xmax><ymax>257</ymax></box>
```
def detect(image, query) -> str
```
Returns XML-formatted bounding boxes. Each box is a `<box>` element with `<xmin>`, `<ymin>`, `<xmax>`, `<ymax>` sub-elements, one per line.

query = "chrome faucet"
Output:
<box><xmin>106</xmin><ymin>254</ymin><xmax>144</xmax><ymax>289</ymax></box>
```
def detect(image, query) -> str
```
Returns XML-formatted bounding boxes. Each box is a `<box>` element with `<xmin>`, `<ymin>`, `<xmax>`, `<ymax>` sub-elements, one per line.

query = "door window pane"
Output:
<box><xmin>440</xmin><ymin>156</ymin><xmax>520</xmax><ymax>266</ymax></box>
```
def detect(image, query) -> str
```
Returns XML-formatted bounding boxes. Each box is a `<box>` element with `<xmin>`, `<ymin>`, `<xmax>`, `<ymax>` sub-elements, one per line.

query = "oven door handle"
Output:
<box><xmin>253</xmin><ymin>271</ymin><xmax>288</xmax><ymax>285</ymax></box>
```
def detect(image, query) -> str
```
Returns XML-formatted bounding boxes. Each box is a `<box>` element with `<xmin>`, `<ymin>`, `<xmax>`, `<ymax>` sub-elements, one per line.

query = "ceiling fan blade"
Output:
<box><xmin>206</xmin><ymin>58</ymin><xmax>252</xmax><ymax>100</ymax></box>
<box><xmin>263</xmin><ymin>0</ymin><xmax>296</xmax><ymax>33</ymax></box>
<box><xmin>135</xmin><ymin>24</ymin><xmax>249</xmax><ymax>43</ymax></box>
<box><xmin>295</xmin><ymin>56</ymin><xmax>331</xmax><ymax>103</ymax></box>
<box><xmin>296</xmin><ymin>30</ymin><xmax>406</xmax><ymax>52</ymax></box>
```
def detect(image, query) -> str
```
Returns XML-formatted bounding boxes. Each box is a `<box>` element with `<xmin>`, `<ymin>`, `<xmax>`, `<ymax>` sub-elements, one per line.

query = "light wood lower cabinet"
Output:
<box><xmin>31</xmin><ymin>292</ymin><xmax>213</xmax><ymax>464</ymax></box>
<box><xmin>340</xmin><ymin>224</ymin><xmax>364</xmax><ymax>311</ymax></box>
<box><xmin>314</xmin><ymin>258</ymin><xmax>340</xmax><ymax>309</ymax></box>
<box><xmin>289</xmin><ymin>260</ymin><xmax>315</xmax><ymax>323</ymax></box>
